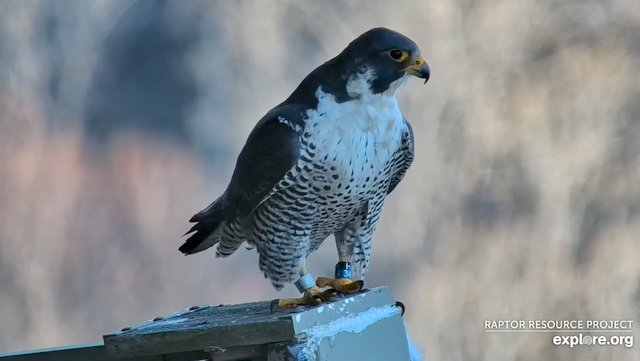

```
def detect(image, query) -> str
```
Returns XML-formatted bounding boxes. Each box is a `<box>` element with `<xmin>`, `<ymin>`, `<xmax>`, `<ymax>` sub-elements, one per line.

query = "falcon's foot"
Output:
<box><xmin>316</xmin><ymin>277</ymin><xmax>364</xmax><ymax>295</ymax></box>
<box><xmin>277</xmin><ymin>285</ymin><xmax>327</xmax><ymax>308</ymax></box>
<box><xmin>276</xmin><ymin>265</ymin><xmax>364</xmax><ymax>308</ymax></box>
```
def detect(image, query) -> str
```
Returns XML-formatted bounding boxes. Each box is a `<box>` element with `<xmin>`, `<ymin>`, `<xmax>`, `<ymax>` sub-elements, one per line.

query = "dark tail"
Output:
<box><xmin>179</xmin><ymin>198</ymin><xmax>225</xmax><ymax>255</ymax></box>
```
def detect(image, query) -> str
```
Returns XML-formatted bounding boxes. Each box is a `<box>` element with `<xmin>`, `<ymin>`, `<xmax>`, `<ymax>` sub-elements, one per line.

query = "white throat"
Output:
<box><xmin>345</xmin><ymin>68</ymin><xmax>409</xmax><ymax>99</ymax></box>
<box><xmin>303</xmin><ymin>70</ymin><xmax>407</xmax><ymax>182</ymax></box>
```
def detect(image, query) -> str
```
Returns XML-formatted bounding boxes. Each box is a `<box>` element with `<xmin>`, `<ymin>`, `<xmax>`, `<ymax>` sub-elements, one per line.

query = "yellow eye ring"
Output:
<box><xmin>388</xmin><ymin>49</ymin><xmax>409</xmax><ymax>62</ymax></box>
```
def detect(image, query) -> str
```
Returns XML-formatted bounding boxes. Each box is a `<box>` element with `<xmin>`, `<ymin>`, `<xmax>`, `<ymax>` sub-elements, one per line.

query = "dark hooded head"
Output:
<box><xmin>340</xmin><ymin>27</ymin><xmax>429</xmax><ymax>91</ymax></box>
<box><xmin>287</xmin><ymin>27</ymin><xmax>429</xmax><ymax>107</ymax></box>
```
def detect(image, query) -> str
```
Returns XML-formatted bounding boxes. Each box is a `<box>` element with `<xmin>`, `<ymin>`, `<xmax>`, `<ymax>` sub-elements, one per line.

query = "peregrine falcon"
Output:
<box><xmin>180</xmin><ymin>28</ymin><xmax>429</xmax><ymax>307</ymax></box>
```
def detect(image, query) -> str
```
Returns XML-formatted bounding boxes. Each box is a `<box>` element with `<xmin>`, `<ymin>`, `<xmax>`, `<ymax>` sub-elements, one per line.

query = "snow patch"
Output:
<box><xmin>135</xmin><ymin>317</ymin><xmax>188</xmax><ymax>330</ymax></box>
<box><xmin>297</xmin><ymin>305</ymin><xmax>399</xmax><ymax>360</ymax></box>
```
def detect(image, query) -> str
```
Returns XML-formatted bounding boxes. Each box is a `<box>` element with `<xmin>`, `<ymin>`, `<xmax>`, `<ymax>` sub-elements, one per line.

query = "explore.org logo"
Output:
<box><xmin>484</xmin><ymin>319</ymin><xmax>634</xmax><ymax>348</ymax></box>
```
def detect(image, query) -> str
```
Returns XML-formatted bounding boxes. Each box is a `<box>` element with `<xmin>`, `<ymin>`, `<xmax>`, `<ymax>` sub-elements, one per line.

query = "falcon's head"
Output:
<box><xmin>341</xmin><ymin>27</ymin><xmax>430</xmax><ymax>92</ymax></box>
<box><xmin>288</xmin><ymin>27</ymin><xmax>429</xmax><ymax>106</ymax></box>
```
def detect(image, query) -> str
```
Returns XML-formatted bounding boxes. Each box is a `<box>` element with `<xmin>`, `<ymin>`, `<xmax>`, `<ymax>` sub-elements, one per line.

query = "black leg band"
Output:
<box><xmin>335</xmin><ymin>261</ymin><xmax>351</xmax><ymax>279</ymax></box>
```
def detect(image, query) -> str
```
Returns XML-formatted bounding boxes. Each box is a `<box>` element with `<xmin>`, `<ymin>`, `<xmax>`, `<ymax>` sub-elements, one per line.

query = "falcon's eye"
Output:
<box><xmin>388</xmin><ymin>49</ymin><xmax>408</xmax><ymax>62</ymax></box>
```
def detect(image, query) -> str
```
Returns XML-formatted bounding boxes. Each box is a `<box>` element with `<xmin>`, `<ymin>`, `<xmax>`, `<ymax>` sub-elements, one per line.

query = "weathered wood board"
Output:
<box><xmin>103</xmin><ymin>286</ymin><xmax>408</xmax><ymax>360</ymax></box>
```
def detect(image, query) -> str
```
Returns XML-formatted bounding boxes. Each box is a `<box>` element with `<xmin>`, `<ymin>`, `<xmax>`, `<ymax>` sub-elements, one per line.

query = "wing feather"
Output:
<box><xmin>180</xmin><ymin>104</ymin><xmax>305</xmax><ymax>254</ymax></box>
<box><xmin>221</xmin><ymin>104</ymin><xmax>305</xmax><ymax>218</ymax></box>
<box><xmin>388</xmin><ymin>117</ymin><xmax>414</xmax><ymax>194</ymax></box>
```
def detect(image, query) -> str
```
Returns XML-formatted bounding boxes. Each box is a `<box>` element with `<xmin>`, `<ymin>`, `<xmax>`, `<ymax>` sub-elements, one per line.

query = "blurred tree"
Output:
<box><xmin>84</xmin><ymin>0</ymin><xmax>200</xmax><ymax>146</ymax></box>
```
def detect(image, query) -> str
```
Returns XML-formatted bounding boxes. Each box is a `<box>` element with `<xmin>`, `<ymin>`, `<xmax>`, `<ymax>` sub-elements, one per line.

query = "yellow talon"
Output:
<box><xmin>316</xmin><ymin>277</ymin><xmax>364</xmax><ymax>295</ymax></box>
<box><xmin>277</xmin><ymin>277</ymin><xmax>364</xmax><ymax>308</ymax></box>
<box><xmin>277</xmin><ymin>285</ymin><xmax>325</xmax><ymax>308</ymax></box>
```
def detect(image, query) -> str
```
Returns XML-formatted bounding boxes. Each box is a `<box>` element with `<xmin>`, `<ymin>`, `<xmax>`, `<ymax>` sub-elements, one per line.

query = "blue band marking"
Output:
<box><xmin>335</xmin><ymin>261</ymin><xmax>351</xmax><ymax>279</ymax></box>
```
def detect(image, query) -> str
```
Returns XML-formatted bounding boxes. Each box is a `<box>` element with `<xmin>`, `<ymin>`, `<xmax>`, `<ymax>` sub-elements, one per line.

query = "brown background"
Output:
<box><xmin>0</xmin><ymin>1</ymin><xmax>638</xmax><ymax>360</ymax></box>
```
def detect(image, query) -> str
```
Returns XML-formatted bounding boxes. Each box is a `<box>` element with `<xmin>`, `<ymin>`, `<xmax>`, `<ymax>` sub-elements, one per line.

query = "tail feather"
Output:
<box><xmin>189</xmin><ymin>196</ymin><xmax>224</xmax><ymax>223</ymax></box>
<box><xmin>180</xmin><ymin>199</ymin><xmax>225</xmax><ymax>255</ymax></box>
<box><xmin>182</xmin><ymin>223</ymin><xmax>199</xmax><ymax>236</ymax></box>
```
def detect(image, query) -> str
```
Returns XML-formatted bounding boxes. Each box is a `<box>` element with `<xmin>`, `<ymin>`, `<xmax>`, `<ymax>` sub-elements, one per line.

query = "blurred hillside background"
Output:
<box><xmin>1</xmin><ymin>0</ymin><xmax>639</xmax><ymax>360</ymax></box>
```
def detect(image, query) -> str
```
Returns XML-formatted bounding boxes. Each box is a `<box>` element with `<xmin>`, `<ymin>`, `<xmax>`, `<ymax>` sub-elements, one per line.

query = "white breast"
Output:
<box><xmin>304</xmin><ymin>72</ymin><xmax>407</xmax><ymax>186</ymax></box>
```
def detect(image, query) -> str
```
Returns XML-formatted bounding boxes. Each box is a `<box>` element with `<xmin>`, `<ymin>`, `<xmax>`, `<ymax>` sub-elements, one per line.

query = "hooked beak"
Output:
<box><xmin>404</xmin><ymin>56</ymin><xmax>430</xmax><ymax>84</ymax></box>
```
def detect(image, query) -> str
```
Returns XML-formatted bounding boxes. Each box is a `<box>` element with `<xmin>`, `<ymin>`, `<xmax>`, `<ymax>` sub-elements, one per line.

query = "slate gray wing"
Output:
<box><xmin>181</xmin><ymin>104</ymin><xmax>305</xmax><ymax>254</ymax></box>
<box><xmin>387</xmin><ymin>117</ymin><xmax>414</xmax><ymax>194</ymax></box>
<box><xmin>221</xmin><ymin>104</ymin><xmax>306</xmax><ymax>219</ymax></box>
